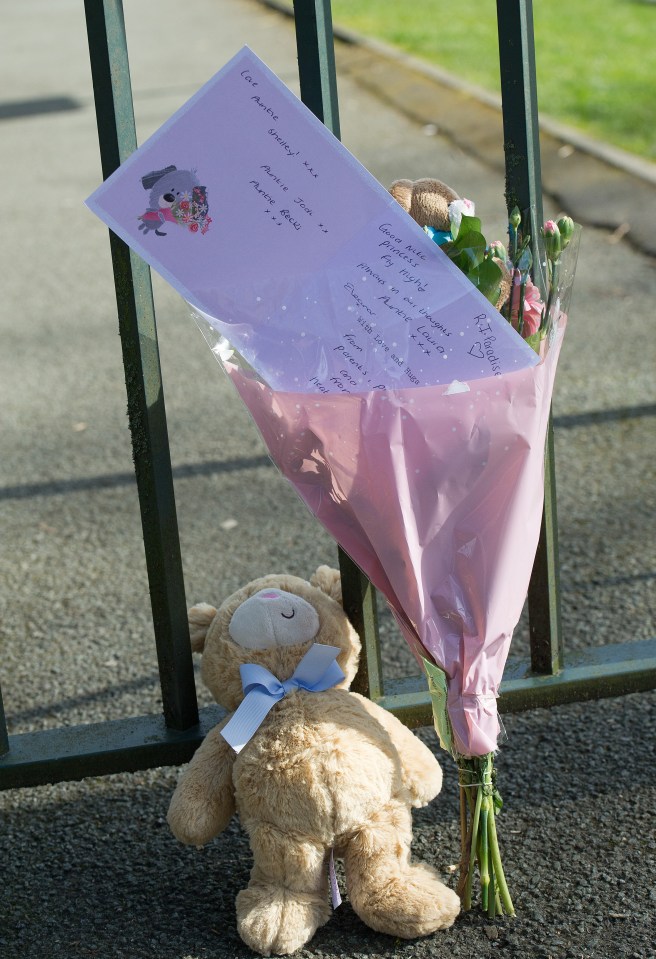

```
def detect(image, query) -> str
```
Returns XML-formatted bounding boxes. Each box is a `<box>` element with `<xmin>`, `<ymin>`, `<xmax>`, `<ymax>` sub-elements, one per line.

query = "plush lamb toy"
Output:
<box><xmin>167</xmin><ymin>566</ymin><xmax>460</xmax><ymax>956</ymax></box>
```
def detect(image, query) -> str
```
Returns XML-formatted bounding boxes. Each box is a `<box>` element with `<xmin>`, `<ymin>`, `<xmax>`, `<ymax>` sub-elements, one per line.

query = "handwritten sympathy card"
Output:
<box><xmin>87</xmin><ymin>47</ymin><xmax>538</xmax><ymax>393</ymax></box>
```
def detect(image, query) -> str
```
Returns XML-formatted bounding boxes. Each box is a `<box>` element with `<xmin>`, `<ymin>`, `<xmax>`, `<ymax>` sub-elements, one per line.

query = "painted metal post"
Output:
<box><xmin>0</xmin><ymin>685</ymin><xmax>9</xmax><ymax>758</ymax></box>
<box><xmin>339</xmin><ymin>553</ymin><xmax>384</xmax><ymax>699</ymax></box>
<box><xmin>292</xmin><ymin>0</ymin><xmax>341</xmax><ymax>138</ymax></box>
<box><xmin>496</xmin><ymin>0</ymin><xmax>563</xmax><ymax>675</ymax></box>
<box><xmin>291</xmin><ymin>0</ymin><xmax>382</xmax><ymax>697</ymax></box>
<box><xmin>83</xmin><ymin>0</ymin><xmax>199</xmax><ymax>729</ymax></box>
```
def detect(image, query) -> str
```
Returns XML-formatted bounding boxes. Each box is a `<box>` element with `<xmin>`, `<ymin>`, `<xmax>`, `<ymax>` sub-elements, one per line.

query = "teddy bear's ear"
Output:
<box><xmin>188</xmin><ymin>603</ymin><xmax>217</xmax><ymax>653</ymax></box>
<box><xmin>389</xmin><ymin>178</ymin><xmax>414</xmax><ymax>214</ymax></box>
<box><xmin>310</xmin><ymin>565</ymin><xmax>342</xmax><ymax>605</ymax></box>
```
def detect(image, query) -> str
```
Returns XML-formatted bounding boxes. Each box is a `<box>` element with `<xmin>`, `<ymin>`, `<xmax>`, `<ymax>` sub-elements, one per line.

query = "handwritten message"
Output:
<box><xmin>86</xmin><ymin>47</ymin><xmax>538</xmax><ymax>393</ymax></box>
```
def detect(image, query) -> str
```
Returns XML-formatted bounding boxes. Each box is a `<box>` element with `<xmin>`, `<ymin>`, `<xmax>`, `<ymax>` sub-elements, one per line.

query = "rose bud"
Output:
<box><xmin>557</xmin><ymin>215</ymin><xmax>574</xmax><ymax>249</ymax></box>
<box><xmin>542</xmin><ymin>220</ymin><xmax>561</xmax><ymax>260</ymax></box>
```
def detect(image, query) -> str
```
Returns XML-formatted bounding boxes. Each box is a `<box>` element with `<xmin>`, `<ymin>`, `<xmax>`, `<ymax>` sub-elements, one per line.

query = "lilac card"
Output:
<box><xmin>86</xmin><ymin>47</ymin><xmax>538</xmax><ymax>393</ymax></box>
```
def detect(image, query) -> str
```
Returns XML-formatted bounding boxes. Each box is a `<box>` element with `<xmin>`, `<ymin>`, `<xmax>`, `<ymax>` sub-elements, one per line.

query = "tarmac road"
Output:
<box><xmin>1</xmin><ymin>2</ymin><xmax>655</xmax><ymax>958</ymax></box>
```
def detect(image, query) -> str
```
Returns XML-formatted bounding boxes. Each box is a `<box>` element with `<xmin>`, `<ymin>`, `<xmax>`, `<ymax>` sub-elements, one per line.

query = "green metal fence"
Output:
<box><xmin>1</xmin><ymin>0</ymin><xmax>654</xmax><ymax>791</ymax></box>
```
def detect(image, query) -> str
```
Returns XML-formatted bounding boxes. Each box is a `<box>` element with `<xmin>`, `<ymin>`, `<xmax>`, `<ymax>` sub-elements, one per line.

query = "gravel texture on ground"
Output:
<box><xmin>1</xmin><ymin>1</ymin><xmax>655</xmax><ymax>958</ymax></box>
<box><xmin>2</xmin><ymin>692</ymin><xmax>655</xmax><ymax>959</ymax></box>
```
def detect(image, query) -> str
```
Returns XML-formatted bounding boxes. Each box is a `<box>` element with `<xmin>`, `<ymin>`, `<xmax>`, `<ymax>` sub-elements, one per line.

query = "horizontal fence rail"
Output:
<box><xmin>3</xmin><ymin>639</ymin><xmax>655</xmax><ymax>790</ymax></box>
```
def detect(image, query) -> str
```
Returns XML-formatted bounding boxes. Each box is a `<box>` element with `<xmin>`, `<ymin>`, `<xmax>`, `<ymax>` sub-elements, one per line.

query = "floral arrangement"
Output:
<box><xmin>423</xmin><ymin>201</ymin><xmax>580</xmax><ymax>918</ymax></box>
<box><xmin>425</xmin><ymin>200</ymin><xmax>577</xmax><ymax>353</ymax></box>
<box><xmin>191</xmin><ymin>181</ymin><xmax>579</xmax><ymax>925</ymax></box>
<box><xmin>172</xmin><ymin>185</ymin><xmax>212</xmax><ymax>234</ymax></box>
<box><xmin>213</xmin><ymin>197</ymin><xmax>580</xmax><ymax>921</ymax></box>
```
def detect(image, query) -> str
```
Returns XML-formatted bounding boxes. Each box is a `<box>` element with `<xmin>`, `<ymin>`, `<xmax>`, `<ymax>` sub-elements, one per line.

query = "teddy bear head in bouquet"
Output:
<box><xmin>389</xmin><ymin>176</ymin><xmax>460</xmax><ymax>234</ymax></box>
<box><xmin>167</xmin><ymin>566</ymin><xmax>460</xmax><ymax>956</ymax></box>
<box><xmin>389</xmin><ymin>176</ymin><xmax>513</xmax><ymax>313</ymax></box>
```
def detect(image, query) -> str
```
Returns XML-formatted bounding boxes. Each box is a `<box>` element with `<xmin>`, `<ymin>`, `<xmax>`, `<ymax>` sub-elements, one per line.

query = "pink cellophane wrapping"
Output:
<box><xmin>225</xmin><ymin>324</ymin><xmax>564</xmax><ymax>756</ymax></box>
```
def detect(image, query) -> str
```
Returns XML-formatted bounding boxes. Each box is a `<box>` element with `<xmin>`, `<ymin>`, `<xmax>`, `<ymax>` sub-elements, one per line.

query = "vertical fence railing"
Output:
<box><xmin>84</xmin><ymin>0</ymin><xmax>199</xmax><ymax>731</ymax></box>
<box><xmin>293</xmin><ymin>0</ymin><xmax>341</xmax><ymax>136</ymax></box>
<box><xmin>496</xmin><ymin>0</ymin><xmax>564</xmax><ymax>678</ymax></box>
<box><xmin>0</xmin><ymin>685</ymin><xmax>9</xmax><ymax>759</ymax></box>
<box><xmin>291</xmin><ymin>0</ymin><xmax>384</xmax><ymax>701</ymax></box>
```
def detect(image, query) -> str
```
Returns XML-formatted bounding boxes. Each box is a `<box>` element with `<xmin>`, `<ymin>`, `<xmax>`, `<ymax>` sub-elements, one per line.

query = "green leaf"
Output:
<box><xmin>451</xmin><ymin>250</ymin><xmax>476</xmax><ymax>273</ymax></box>
<box><xmin>455</xmin><ymin>214</ymin><xmax>482</xmax><ymax>239</ymax></box>
<box><xmin>472</xmin><ymin>257</ymin><xmax>503</xmax><ymax>303</ymax></box>
<box><xmin>449</xmin><ymin>229</ymin><xmax>487</xmax><ymax>270</ymax></box>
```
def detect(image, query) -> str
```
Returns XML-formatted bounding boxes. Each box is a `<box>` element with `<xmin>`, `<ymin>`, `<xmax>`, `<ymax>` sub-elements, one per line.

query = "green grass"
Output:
<box><xmin>331</xmin><ymin>0</ymin><xmax>656</xmax><ymax>161</ymax></box>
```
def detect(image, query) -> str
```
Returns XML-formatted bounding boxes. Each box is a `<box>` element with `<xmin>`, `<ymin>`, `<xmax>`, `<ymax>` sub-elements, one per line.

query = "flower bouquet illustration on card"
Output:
<box><xmin>138</xmin><ymin>165</ymin><xmax>211</xmax><ymax>236</ymax></box>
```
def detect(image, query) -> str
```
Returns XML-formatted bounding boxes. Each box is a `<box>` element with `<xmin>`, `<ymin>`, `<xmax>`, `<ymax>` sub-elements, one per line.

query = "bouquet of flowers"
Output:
<box><xmin>216</xmin><ymin>191</ymin><xmax>579</xmax><ymax>918</ymax></box>
<box><xmin>426</xmin><ymin>196</ymin><xmax>577</xmax><ymax>353</ymax></box>
<box><xmin>420</xmin><ymin>196</ymin><xmax>580</xmax><ymax>914</ymax></box>
<box><xmin>172</xmin><ymin>184</ymin><xmax>212</xmax><ymax>234</ymax></box>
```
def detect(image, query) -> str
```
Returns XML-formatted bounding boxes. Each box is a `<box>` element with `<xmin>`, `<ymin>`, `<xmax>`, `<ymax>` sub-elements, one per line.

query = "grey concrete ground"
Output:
<box><xmin>1</xmin><ymin>1</ymin><xmax>655</xmax><ymax>957</ymax></box>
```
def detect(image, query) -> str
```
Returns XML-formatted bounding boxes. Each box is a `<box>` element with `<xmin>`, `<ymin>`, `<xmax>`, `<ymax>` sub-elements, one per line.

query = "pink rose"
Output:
<box><xmin>179</xmin><ymin>200</ymin><xmax>190</xmax><ymax>211</ymax></box>
<box><xmin>510</xmin><ymin>275</ymin><xmax>544</xmax><ymax>337</ymax></box>
<box><xmin>189</xmin><ymin>222</ymin><xmax>199</xmax><ymax>233</ymax></box>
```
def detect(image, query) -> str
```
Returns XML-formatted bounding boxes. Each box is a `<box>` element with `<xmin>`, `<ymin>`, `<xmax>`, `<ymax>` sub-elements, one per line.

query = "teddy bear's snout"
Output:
<box><xmin>163</xmin><ymin>192</ymin><xmax>176</xmax><ymax>203</ymax></box>
<box><xmin>229</xmin><ymin>588</ymin><xmax>320</xmax><ymax>650</ymax></box>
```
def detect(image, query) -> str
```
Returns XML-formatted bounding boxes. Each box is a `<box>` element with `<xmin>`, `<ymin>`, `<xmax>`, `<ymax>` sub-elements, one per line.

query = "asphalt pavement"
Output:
<box><xmin>1</xmin><ymin>2</ymin><xmax>655</xmax><ymax>958</ymax></box>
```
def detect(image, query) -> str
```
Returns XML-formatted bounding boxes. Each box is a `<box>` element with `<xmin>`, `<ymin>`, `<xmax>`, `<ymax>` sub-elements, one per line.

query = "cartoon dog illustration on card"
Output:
<box><xmin>138</xmin><ymin>165</ymin><xmax>211</xmax><ymax>236</ymax></box>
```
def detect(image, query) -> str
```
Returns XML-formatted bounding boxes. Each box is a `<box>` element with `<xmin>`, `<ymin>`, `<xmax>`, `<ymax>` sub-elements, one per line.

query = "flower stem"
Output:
<box><xmin>487</xmin><ymin>829</ymin><xmax>496</xmax><ymax>920</ymax></box>
<box><xmin>541</xmin><ymin>258</ymin><xmax>561</xmax><ymax>336</ymax></box>
<box><xmin>479</xmin><ymin>797</ymin><xmax>490</xmax><ymax>911</ymax></box>
<box><xmin>456</xmin><ymin>753</ymin><xmax>514</xmax><ymax>917</ymax></box>
<box><xmin>517</xmin><ymin>273</ymin><xmax>527</xmax><ymax>337</ymax></box>
<box><xmin>487</xmin><ymin>791</ymin><xmax>515</xmax><ymax>916</ymax></box>
<box><xmin>459</xmin><ymin>782</ymin><xmax>468</xmax><ymax>851</ymax></box>
<box><xmin>465</xmin><ymin>780</ymin><xmax>483</xmax><ymax>909</ymax></box>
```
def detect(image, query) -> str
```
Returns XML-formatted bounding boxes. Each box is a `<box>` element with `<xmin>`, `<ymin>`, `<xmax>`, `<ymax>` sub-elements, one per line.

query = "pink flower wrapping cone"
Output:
<box><xmin>225</xmin><ymin>323</ymin><xmax>565</xmax><ymax>756</ymax></box>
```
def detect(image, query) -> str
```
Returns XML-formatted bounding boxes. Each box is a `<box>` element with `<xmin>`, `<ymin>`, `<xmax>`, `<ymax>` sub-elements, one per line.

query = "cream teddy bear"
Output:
<box><xmin>167</xmin><ymin>566</ymin><xmax>459</xmax><ymax>956</ymax></box>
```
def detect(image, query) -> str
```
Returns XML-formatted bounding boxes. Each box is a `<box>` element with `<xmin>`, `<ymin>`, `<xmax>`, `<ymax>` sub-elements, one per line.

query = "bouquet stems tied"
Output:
<box><xmin>424</xmin><ymin>660</ymin><xmax>516</xmax><ymax>917</ymax></box>
<box><xmin>456</xmin><ymin>753</ymin><xmax>515</xmax><ymax>918</ymax></box>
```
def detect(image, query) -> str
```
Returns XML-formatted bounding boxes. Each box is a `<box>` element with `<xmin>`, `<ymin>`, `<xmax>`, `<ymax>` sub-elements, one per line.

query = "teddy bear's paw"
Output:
<box><xmin>167</xmin><ymin>796</ymin><xmax>226</xmax><ymax>847</ymax></box>
<box><xmin>236</xmin><ymin>883</ymin><xmax>331</xmax><ymax>956</ymax></box>
<box><xmin>406</xmin><ymin>758</ymin><xmax>443</xmax><ymax>808</ymax></box>
<box><xmin>349</xmin><ymin>862</ymin><xmax>460</xmax><ymax>939</ymax></box>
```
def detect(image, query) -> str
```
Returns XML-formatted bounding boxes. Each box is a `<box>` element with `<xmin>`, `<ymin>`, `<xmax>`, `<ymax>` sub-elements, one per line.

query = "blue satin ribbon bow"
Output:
<box><xmin>220</xmin><ymin>643</ymin><xmax>345</xmax><ymax>753</ymax></box>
